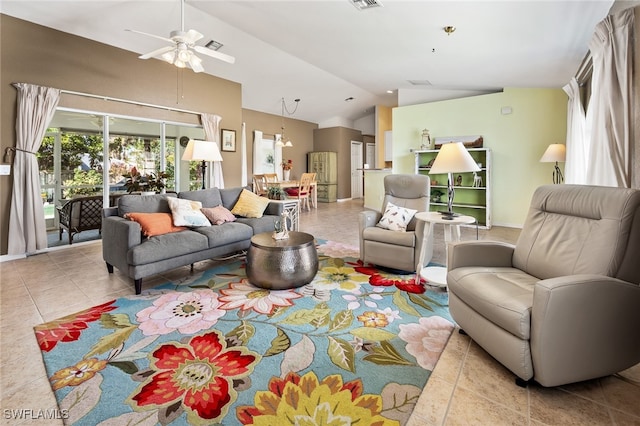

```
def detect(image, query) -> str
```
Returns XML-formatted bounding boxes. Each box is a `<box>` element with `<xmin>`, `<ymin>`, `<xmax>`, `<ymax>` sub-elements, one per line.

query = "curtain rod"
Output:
<box><xmin>59</xmin><ymin>88</ymin><xmax>202</xmax><ymax>116</ymax></box>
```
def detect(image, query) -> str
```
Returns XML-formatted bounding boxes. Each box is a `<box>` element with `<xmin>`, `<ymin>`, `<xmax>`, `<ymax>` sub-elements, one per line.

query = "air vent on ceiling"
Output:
<box><xmin>205</xmin><ymin>40</ymin><xmax>223</xmax><ymax>51</ymax></box>
<box><xmin>408</xmin><ymin>80</ymin><xmax>432</xmax><ymax>86</ymax></box>
<box><xmin>351</xmin><ymin>0</ymin><xmax>383</xmax><ymax>11</ymax></box>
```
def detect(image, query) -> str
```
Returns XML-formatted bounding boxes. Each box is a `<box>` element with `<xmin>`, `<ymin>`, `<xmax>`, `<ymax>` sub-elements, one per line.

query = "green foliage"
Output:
<box><xmin>62</xmin><ymin>169</ymin><xmax>103</xmax><ymax>198</ymax></box>
<box><xmin>266</xmin><ymin>186</ymin><xmax>287</xmax><ymax>200</ymax></box>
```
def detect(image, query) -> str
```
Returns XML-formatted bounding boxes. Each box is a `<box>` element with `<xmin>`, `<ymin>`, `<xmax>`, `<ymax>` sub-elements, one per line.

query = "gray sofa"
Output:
<box><xmin>102</xmin><ymin>187</ymin><xmax>283</xmax><ymax>294</ymax></box>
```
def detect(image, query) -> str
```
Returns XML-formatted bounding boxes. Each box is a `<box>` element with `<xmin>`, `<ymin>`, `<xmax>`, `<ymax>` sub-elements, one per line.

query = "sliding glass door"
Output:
<box><xmin>40</xmin><ymin>109</ymin><xmax>204</xmax><ymax>231</ymax></box>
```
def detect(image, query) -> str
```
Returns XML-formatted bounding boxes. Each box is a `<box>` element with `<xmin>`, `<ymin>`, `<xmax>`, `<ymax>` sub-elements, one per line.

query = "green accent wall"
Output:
<box><xmin>392</xmin><ymin>88</ymin><xmax>568</xmax><ymax>227</ymax></box>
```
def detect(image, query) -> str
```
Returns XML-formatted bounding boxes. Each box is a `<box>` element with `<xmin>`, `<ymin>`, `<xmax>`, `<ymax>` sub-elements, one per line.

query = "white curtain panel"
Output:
<box><xmin>8</xmin><ymin>83</ymin><xmax>60</xmax><ymax>254</ymax></box>
<box><xmin>584</xmin><ymin>8</ymin><xmax>634</xmax><ymax>187</ymax></box>
<box><xmin>563</xmin><ymin>77</ymin><xmax>589</xmax><ymax>184</ymax></box>
<box><xmin>241</xmin><ymin>122</ymin><xmax>248</xmax><ymax>187</ymax></box>
<box><xmin>200</xmin><ymin>113</ymin><xmax>225</xmax><ymax>189</ymax></box>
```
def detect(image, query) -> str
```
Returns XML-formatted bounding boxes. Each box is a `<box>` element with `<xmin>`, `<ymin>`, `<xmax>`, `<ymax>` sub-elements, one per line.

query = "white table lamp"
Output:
<box><xmin>429</xmin><ymin>142</ymin><xmax>480</xmax><ymax>219</ymax></box>
<box><xmin>539</xmin><ymin>143</ymin><xmax>565</xmax><ymax>184</ymax></box>
<box><xmin>182</xmin><ymin>140</ymin><xmax>223</xmax><ymax>189</ymax></box>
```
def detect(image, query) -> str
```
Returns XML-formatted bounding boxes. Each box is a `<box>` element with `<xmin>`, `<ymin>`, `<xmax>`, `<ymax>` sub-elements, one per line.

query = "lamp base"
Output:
<box><xmin>439</xmin><ymin>210</ymin><xmax>459</xmax><ymax>220</ymax></box>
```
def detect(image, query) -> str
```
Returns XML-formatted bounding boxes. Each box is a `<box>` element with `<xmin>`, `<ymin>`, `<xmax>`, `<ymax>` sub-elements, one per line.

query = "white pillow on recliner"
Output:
<box><xmin>376</xmin><ymin>201</ymin><xmax>417</xmax><ymax>232</ymax></box>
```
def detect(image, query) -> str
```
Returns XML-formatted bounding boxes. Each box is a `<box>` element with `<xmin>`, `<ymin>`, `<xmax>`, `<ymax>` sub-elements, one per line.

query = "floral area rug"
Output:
<box><xmin>35</xmin><ymin>240</ymin><xmax>454</xmax><ymax>425</ymax></box>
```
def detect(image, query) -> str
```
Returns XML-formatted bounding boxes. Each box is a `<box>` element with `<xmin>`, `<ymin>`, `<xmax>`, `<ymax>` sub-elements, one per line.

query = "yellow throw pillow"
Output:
<box><xmin>230</xmin><ymin>189</ymin><xmax>270</xmax><ymax>218</ymax></box>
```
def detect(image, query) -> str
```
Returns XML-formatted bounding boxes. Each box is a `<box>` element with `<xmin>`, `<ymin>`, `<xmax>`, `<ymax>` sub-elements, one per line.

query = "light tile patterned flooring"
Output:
<box><xmin>1</xmin><ymin>199</ymin><xmax>639</xmax><ymax>425</ymax></box>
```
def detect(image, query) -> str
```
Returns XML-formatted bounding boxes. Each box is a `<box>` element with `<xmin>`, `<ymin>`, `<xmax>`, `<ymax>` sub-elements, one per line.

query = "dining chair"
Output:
<box><xmin>252</xmin><ymin>174</ymin><xmax>267</xmax><ymax>196</ymax></box>
<box><xmin>264</xmin><ymin>173</ymin><xmax>278</xmax><ymax>183</ymax></box>
<box><xmin>285</xmin><ymin>172</ymin><xmax>314</xmax><ymax>211</ymax></box>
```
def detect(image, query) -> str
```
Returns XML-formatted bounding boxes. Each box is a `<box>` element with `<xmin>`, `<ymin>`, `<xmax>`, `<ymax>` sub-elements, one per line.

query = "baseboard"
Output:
<box><xmin>0</xmin><ymin>253</ymin><xmax>26</xmax><ymax>263</ymax></box>
<box><xmin>491</xmin><ymin>222</ymin><xmax>524</xmax><ymax>229</ymax></box>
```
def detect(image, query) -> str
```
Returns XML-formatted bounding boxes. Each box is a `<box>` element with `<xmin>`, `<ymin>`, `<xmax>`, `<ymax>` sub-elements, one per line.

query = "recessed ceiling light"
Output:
<box><xmin>444</xmin><ymin>26</ymin><xmax>456</xmax><ymax>35</ymax></box>
<box><xmin>386</xmin><ymin>90</ymin><xmax>394</xmax><ymax>94</ymax></box>
<box><xmin>345</xmin><ymin>97</ymin><xmax>355</xmax><ymax>102</ymax></box>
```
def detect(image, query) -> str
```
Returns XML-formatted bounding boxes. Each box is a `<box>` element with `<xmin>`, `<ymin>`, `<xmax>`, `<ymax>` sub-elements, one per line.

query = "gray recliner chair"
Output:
<box><xmin>358</xmin><ymin>174</ymin><xmax>432</xmax><ymax>272</ymax></box>
<box><xmin>447</xmin><ymin>184</ymin><xmax>640</xmax><ymax>387</ymax></box>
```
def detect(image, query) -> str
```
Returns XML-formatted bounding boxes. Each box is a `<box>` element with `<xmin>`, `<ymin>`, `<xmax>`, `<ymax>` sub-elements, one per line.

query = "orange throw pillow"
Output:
<box><xmin>124</xmin><ymin>212</ymin><xmax>187</xmax><ymax>237</ymax></box>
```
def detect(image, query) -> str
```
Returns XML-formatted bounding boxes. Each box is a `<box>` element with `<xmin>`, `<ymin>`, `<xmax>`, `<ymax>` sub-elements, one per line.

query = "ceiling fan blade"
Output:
<box><xmin>126</xmin><ymin>28</ymin><xmax>174</xmax><ymax>44</ymax></box>
<box><xmin>184</xmin><ymin>29</ymin><xmax>204</xmax><ymax>44</ymax></box>
<box><xmin>193</xmin><ymin>45</ymin><xmax>236</xmax><ymax>64</ymax></box>
<box><xmin>139</xmin><ymin>45</ymin><xmax>175</xmax><ymax>60</ymax></box>
<box><xmin>189</xmin><ymin>54</ymin><xmax>204</xmax><ymax>73</ymax></box>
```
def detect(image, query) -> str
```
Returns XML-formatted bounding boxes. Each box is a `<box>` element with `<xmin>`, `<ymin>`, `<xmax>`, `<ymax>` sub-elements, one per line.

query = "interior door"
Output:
<box><xmin>351</xmin><ymin>141</ymin><xmax>363</xmax><ymax>199</ymax></box>
<box><xmin>365</xmin><ymin>142</ymin><xmax>376</xmax><ymax>168</ymax></box>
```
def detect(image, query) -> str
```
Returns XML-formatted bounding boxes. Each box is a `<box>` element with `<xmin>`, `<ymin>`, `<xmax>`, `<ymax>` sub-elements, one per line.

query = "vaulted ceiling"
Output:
<box><xmin>1</xmin><ymin>0</ymin><xmax>624</xmax><ymax>126</ymax></box>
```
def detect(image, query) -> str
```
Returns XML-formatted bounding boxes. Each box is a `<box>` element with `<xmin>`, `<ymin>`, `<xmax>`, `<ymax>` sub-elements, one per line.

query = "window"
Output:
<box><xmin>39</xmin><ymin>109</ymin><xmax>204</xmax><ymax>230</ymax></box>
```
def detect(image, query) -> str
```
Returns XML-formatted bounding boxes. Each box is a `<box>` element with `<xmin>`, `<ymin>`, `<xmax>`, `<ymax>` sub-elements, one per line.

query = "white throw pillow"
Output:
<box><xmin>167</xmin><ymin>197</ymin><xmax>211</xmax><ymax>227</ymax></box>
<box><xmin>376</xmin><ymin>201</ymin><xmax>418</xmax><ymax>232</ymax></box>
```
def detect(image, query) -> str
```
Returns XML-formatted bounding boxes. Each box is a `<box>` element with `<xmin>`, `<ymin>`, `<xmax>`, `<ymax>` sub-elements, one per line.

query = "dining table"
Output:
<box><xmin>269</xmin><ymin>180</ymin><xmax>317</xmax><ymax>208</ymax></box>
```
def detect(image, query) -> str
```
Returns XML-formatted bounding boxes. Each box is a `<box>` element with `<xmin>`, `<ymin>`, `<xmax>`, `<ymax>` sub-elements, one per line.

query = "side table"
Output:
<box><xmin>414</xmin><ymin>212</ymin><xmax>476</xmax><ymax>287</ymax></box>
<box><xmin>268</xmin><ymin>199</ymin><xmax>300</xmax><ymax>230</ymax></box>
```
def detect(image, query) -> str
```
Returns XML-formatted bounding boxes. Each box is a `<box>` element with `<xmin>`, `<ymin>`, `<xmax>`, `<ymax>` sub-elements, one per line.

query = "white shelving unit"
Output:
<box><xmin>414</xmin><ymin>148</ymin><xmax>492</xmax><ymax>228</ymax></box>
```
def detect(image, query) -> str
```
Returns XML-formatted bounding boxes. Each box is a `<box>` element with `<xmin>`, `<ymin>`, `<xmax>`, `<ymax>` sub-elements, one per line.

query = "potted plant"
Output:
<box><xmin>123</xmin><ymin>167</ymin><xmax>168</xmax><ymax>194</ymax></box>
<box><xmin>266</xmin><ymin>186</ymin><xmax>287</xmax><ymax>200</ymax></box>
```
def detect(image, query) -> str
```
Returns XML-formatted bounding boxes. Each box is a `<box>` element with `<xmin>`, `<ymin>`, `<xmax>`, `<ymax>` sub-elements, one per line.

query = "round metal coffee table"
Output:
<box><xmin>246</xmin><ymin>231</ymin><xmax>318</xmax><ymax>290</ymax></box>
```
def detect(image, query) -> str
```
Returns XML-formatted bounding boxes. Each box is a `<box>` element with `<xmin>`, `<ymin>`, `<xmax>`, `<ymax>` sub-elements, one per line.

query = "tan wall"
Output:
<box><xmin>0</xmin><ymin>15</ymin><xmax>315</xmax><ymax>255</ymax></box>
<box><xmin>375</xmin><ymin>105</ymin><xmax>393</xmax><ymax>168</ymax></box>
<box><xmin>313</xmin><ymin>127</ymin><xmax>363</xmax><ymax>200</ymax></box>
<box><xmin>241</xmin><ymin>109</ymin><xmax>317</xmax><ymax>182</ymax></box>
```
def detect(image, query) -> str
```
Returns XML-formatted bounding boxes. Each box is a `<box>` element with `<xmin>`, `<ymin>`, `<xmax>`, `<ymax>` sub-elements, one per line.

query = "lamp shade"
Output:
<box><xmin>539</xmin><ymin>144</ymin><xmax>566</xmax><ymax>163</ymax></box>
<box><xmin>429</xmin><ymin>142</ymin><xmax>480</xmax><ymax>174</ymax></box>
<box><xmin>181</xmin><ymin>140</ymin><xmax>223</xmax><ymax>162</ymax></box>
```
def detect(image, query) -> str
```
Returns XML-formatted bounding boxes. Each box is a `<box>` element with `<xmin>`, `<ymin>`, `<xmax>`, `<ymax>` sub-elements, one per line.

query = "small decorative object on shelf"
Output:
<box><xmin>455</xmin><ymin>174</ymin><xmax>463</xmax><ymax>186</ymax></box>
<box><xmin>472</xmin><ymin>171</ymin><xmax>483</xmax><ymax>187</ymax></box>
<box><xmin>421</xmin><ymin>128</ymin><xmax>433</xmax><ymax>150</ymax></box>
<box><xmin>273</xmin><ymin>210</ymin><xmax>290</xmax><ymax>240</ymax></box>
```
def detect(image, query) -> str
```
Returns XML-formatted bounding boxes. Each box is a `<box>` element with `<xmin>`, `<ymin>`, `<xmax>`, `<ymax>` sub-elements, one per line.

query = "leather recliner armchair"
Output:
<box><xmin>447</xmin><ymin>184</ymin><xmax>640</xmax><ymax>387</ymax></box>
<box><xmin>358</xmin><ymin>174</ymin><xmax>432</xmax><ymax>272</ymax></box>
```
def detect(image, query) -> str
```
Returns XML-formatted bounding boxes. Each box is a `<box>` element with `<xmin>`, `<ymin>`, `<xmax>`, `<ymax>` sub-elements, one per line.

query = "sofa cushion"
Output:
<box><xmin>219</xmin><ymin>187</ymin><xmax>247</xmax><ymax>210</ymax></box>
<box><xmin>178</xmin><ymin>188</ymin><xmax>223</xmax><ymax>208</ymax></box>
<box><xmin>128</xmin><ymin>230</ymin><xmax>209</xmax><ymax>265</ymax></box>
<box><xmin>448</xmin><ymin>266</ymin><xmax>538</xmax><ymax>339</ymax></box>
<box><xmin>236</xmin><ymin>216</ymin><xmax>278</xmax><ymax>234</ymax></box>
<box><xmin>167</xmin><ymin>197</ymin><xmax>211</xmax><ymax>227</ymax></box>
<box><xmin>201</xmin><ymin>206</ymin><xmax>236</xmax><ymax>225</ymax></box>
<box><xmin>362</xmin><ymin>226</ymin><xmax>415</xmax><ymax>248</ymax></box>
<box><xmin>124</xmin><ymin>212</ymin><xmax>187</xmax><ymax>237</ymax></box>
<box><xmin>231</xmin><ymin>189</ymin><xmax>270</xmax><ymax>218</ymax></box>
<box><xmin>117</xmin><ymin>194</ymin><xmax>175</xmax><ymax>217</ymax></box>
<box><xmin>192</xmin><ymin>222</ymin><xmax>253</xmax><ymax>247</ymax></box>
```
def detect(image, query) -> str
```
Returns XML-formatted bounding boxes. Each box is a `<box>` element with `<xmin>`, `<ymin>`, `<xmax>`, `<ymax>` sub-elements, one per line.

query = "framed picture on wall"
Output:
<box><xmin>221</xmin><ymin>129</ymin><xmax>236</xmax><ymax>152</ymax></box>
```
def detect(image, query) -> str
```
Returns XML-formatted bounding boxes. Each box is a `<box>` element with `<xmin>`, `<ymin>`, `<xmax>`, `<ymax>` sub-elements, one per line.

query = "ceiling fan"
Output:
<box><xmin>127</xmin><ymin>0</ymin><xmax>235</xmax><ymax>73</ymax></box>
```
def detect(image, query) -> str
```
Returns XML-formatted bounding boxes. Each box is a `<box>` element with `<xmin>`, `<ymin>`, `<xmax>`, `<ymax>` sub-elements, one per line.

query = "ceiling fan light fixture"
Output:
<box><xmin>161</xmin><ymin>50</ymin><xmax>175</xmax><ymax>63</ymax></box>
<box><xmin>189</xmin><ymin>54</ymin><xmax>204</xmax><ymax>73</ymax></box>
<box><xmin>177</xmin><ymin>47</ymin><xmax>191</xmax><ymax>62</ymax></box>
<box><xmin>174</xmin><ymin>59</ymin><xmax>187</xmax><ymax>68</ymax></box>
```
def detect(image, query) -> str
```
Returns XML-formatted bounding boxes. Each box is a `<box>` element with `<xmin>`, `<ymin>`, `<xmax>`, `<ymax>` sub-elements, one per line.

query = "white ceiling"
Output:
<box><xmin>1</xmin><ymin>0</ymin><xmax>627</xmax><ymax>127</ymax></box>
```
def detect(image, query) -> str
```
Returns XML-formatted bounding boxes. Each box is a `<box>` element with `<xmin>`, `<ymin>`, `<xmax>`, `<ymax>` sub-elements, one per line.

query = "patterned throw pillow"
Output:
<box><xmin>230</xmin><ymin>189</ymin><xmax>271</xmax><ymax>218</ymax></box>
<box><xmin>166</xmin><ymin>197</ymin><xmax>211</xmax><ymax>227</ymax></box>
<box><xmin>201</xmin><ymin>205</ymin><xmax>237</xmax><ymax>225</ymax></box>
<box><xmin>376</xmin><ymin>201</ymin><xmax>418</xmax><ymax>232</ymax></box>
<box><xmin>124</xmin><ymin>212</ymin><xmax>187</xmax><ymax>237</ymax></box>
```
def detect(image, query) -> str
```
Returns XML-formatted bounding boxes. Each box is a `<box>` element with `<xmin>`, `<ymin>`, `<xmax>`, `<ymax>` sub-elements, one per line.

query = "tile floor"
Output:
<box><xmin>1</xmin><ymin>199</ymin><xmax>639</xmax><ymax>425</ymax></box>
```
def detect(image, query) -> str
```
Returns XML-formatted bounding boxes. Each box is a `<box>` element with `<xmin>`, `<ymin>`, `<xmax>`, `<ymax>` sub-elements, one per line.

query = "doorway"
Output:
<box><xmin>350</xmin><ymin>141</ymin><xmax>363</xmax><ymax>199</ymax></box>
